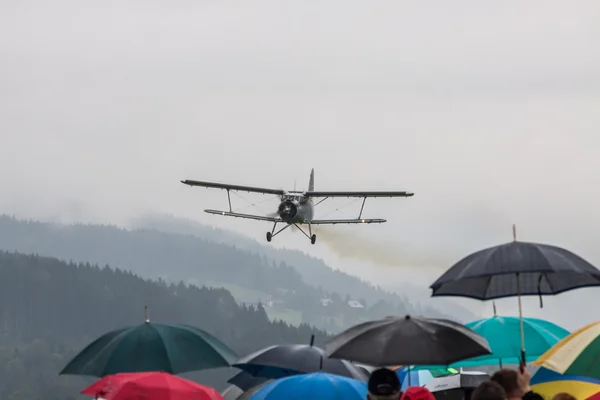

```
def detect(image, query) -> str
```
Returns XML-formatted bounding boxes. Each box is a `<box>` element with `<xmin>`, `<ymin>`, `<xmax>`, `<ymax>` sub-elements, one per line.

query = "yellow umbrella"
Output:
<box><xmin>530</xmin><ymin>366</ymin><xmax>600</xmax><ymax>400</ymax></box>
<box><xmin>533</xmin><ymin>321</ymin><xmax>600</xmax><ymax>380</ymax></box>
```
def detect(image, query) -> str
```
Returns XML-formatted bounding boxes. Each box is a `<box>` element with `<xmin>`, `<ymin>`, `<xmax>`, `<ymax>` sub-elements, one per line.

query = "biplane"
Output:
<box><xmin>181</xmin><ymin>169</ymin><xmax>413</xmax><ymax>244</ymax></box>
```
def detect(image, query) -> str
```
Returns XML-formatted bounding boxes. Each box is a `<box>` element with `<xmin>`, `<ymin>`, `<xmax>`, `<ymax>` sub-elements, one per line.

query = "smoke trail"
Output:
<box><xmin>312</xmin><ymin>226</ymin><xmax>453</xmax><ymax>269</ymax></box>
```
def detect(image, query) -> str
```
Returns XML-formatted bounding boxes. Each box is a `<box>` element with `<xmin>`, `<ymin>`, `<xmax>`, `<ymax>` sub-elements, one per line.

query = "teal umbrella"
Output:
<box><xmin>412</xmin><ymin>315</ymin><xmax>569</xmax><ymax>369</ymax></box>
<box><xmin>60</xmin><ymin>310</ymin><xmax>237</xmax><ymax>377</ymax></box>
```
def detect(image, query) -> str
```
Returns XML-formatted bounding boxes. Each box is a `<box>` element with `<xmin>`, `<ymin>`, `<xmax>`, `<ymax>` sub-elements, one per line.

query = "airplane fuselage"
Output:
<box><xmin>278</xmin><ymin>191</ymin><xmax>314</xmax><ymax>224</ymax></box>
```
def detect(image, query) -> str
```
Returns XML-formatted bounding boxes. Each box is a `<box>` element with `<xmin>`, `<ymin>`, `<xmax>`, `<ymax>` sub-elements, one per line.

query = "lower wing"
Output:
<box><xmin>309</xmin><ymin>218</ymin><xmax>386</xmax><ymax>224</ymax></box>
<box><xmin>205</xmin><ymin>209</ymin><xmax>281</xmax><ymax>222</ymax></box>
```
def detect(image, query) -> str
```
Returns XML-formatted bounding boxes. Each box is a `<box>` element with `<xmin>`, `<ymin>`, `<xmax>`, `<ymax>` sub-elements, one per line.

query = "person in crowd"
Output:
<box><xmin>491</xmin><ymin>367</ymin><xmax>543</xmax><ymax>400</ymax></box>
<box><xmin>401</xmin><ymin>386</ymin><xmax>436</xmax><ymax>400</ymax></box>
<box><xmin>552</xmin><ymin>393</ymin><xmax>577</xmax><ymax>400</ymax></box>
<box><xmin>368</xmin><ymin>368</ymin><xmax>402</xmax><ymax>400</ymax></box>
<box><xmin>471</xmin><ymin>381</ymin><xmax>508</xmax><ymax>400</ymax></box>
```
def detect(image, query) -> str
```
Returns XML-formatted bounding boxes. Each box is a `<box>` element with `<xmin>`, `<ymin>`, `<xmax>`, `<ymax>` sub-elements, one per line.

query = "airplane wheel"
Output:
<box><xmin>266</xmin><ymin>232</ymin><xmax>272</xmax><ymax>242</ymax></box>
<box><xmin>311</xmin><ymin>234</ymin><xmax>316</xmax><ymax>245</ymax></box>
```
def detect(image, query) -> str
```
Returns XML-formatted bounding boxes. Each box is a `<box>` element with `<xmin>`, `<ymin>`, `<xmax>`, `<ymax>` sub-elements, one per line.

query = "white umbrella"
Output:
<box><xmin>425</xmin><ymin>371</ymin><xmax>489</xmax><ymax>393</ymax></box>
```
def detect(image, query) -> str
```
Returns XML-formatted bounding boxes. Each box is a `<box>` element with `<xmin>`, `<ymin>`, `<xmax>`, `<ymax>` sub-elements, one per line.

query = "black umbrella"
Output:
<box><xmin>227</xmin><ymin>370</ymin><xmax>269</xmax><ymax>390</ymax></box>
<box><xmin>233</xmin><ymin>335</ymin><xmax>368</xmax><ymax>381</ymax></box>
<box><xmin>429</xmin><ymin>225</ymin><xmax>600</xmax><ymax>364</ymax></box>
<box><xmin>324</xmin><ymin>315</ymin><xmax>491</xmax><ymax>366</ymax></box>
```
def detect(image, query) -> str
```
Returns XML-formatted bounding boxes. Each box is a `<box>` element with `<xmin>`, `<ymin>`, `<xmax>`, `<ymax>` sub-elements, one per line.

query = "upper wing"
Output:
<box><xmin>204</xmin><ymin>209</ymin><xmax>281</xmax><ymax>222</ymax></box>
<box><xmin>309</xmin><ymin>218</ymin><xmax>386</xmax><ymax>225</ymax></box>
<box><xmin>181</xmin><ymin>180</ymin><xmax>285</xmax><ymax>195</ymax></box>
<box><xmin>305</xmin><ymin>190</ymin><xmax>413</xmax><ymax>198</ymax></box>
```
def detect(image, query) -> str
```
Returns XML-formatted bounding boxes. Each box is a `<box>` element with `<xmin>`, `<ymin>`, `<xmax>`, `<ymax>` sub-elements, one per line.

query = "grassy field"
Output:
<box><xmin>265</xmin><ymin>308</ymin><xmax>303</xmax><ymax>326</ymax></box>
<box><xmin>192</xmin><ymin>280</ymin><xmax>305</xmax><ymax>326</ymax></box>
<box><xmin>189</xmin><ymin>279</ymin><xmax>270</xmax><ymax>303</ymax></box>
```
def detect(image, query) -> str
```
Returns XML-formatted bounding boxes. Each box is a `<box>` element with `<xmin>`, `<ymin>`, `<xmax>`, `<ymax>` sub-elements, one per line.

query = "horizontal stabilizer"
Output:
<box><xmin>204</xmin><ymin>209</ymin><xmax>281</xmax><ymax>222</ymax></box>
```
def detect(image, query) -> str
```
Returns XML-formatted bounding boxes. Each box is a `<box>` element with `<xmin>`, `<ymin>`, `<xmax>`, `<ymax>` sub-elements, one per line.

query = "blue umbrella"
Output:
<box><xmin>250</xmin><ymin>372</ymin><xmax>367</xmax><ymax>400</ymax></box>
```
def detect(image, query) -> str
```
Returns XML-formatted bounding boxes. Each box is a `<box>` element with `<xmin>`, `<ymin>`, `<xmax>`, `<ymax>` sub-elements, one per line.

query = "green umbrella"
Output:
<box><xmin>60</xmin><ymin>310</ymin><xmax>237</xmax><ymax>377</ymax></box>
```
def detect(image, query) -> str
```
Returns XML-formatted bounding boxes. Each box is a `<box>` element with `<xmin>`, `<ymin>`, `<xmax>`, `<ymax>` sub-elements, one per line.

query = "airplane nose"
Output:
<box><xmin>278</xmin><ymin>202</ymin><xmax>297</xmax><ymax>220</ymax></box>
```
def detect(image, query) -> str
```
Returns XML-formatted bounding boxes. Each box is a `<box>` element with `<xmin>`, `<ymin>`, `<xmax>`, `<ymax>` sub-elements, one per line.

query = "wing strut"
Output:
<box><xmin>227</xmin><ymin>189</ymin><xmax>232</xmax><ymax>212</ymax></box>
<box><xmin>358</xmin><ymin>197</ymin><xmax>366</xmax><ymax>219</ymax></box>
<box><xmin>315</xmin><ymin>197</ymin><xmax>329</xmax><ymax>206</ymax></box>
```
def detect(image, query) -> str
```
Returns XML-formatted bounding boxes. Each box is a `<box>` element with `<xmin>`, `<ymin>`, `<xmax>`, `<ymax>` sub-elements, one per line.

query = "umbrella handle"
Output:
<box><xmin>520</xmin><ymin>350</ymin><xmax>526</xmax><ymax>372</ymax></box>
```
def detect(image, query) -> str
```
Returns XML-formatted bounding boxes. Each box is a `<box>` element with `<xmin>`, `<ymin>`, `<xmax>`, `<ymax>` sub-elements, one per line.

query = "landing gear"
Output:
<box><xmin>265</xmin><ymin>222</ymin><xmax>291</xmax><ymax>243</ymax></box>
<box><xmin>265</xmin><ymin>221</ymin><xmax>317</xmax><ymax>245</ymax></box>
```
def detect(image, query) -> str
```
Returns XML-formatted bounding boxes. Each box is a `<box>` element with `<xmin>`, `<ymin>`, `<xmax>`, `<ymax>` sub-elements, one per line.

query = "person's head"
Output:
<box><xmin>368</xmin><ymin>368</ymin><xmax>402</xmax><ymax>400</ymax></box>
<box><xmin>401</xmin><ymin>386</ymin><xmax>435</xmax><ymax>400</ymax></box>
<box><xmin>471</xmin><ymin>381</ymin><xmax>507</xmax><ymax>400</ymax></box>
<box><xmin>553</xmin><ymin>393</ymin><xmax>577</xmax><ymax>400</ymax></box>
<box><xmin>490</xmin><ymin>369</ymin><xmax>522</xmax><ymax>398</ymax></box>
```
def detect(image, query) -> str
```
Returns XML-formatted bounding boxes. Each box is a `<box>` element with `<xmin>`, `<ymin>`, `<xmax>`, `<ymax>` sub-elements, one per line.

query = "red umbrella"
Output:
<box><xmin>81</xmin><ymin>371</ymin><xmax>223</xmax><ymax>400</ymax></box>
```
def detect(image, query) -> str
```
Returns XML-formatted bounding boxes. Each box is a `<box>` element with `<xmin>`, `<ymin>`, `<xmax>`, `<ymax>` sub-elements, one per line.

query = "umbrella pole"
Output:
<box><xmin>516</xmin><ymin>273</ymin><xmax>526</xmax><ymax>369</ymax></box>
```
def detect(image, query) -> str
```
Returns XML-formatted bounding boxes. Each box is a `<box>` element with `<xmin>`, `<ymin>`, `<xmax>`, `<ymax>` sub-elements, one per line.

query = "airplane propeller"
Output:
<box><xmin>264</xmin><ymin>211</ymin><xmax>298</xmax><ymax>232</ymax></box>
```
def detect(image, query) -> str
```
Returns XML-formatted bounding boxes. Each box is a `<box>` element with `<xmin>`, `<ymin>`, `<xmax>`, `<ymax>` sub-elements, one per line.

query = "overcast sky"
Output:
<box><xmin>2</xmin><ymin>0</ymin><xmax>600</xmax><ymax>330</ymax></box>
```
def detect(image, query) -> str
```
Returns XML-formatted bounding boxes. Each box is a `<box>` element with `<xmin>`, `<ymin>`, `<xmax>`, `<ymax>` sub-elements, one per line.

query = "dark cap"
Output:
<box><xmin>368</xmin><ymin>368</ymin><xmax>401</xmax><ymax>396</ymax></box>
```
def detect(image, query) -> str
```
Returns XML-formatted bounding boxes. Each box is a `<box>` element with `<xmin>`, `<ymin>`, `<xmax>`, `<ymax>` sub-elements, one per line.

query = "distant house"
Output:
<box><xmin>319</xmin><ymin>298</ymin><xmax>333</xmax><ymax>306</ymax></box>
<box><xmin>347</xmin><ymin>300</ymin><xmax>364</xmax><ymax>309</ymax></box>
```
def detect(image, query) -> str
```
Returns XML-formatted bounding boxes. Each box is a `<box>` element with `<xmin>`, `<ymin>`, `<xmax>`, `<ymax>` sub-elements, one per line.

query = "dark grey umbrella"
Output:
<box><xmin>221</xmin><ymin>380</ymin><xmax>272</xmax><ymax>400</ymax></box>
<box><xmin>233</xmin><ymin>335</ymin><xmax>368</xmax><ymax>381</ymax></box>
<box><xmin>221</xmin><ymin>385</ymin><xmax>243</xmax><ymax>400</ymax></box>
<box><xmin>324</xmin><ymin>315</ymin><xmax>491</xmax><ymax>366</ymax></box>
<box><xmin>227</xmin><ymin>370</ymin><xmax>269</xmax><ymax>390</ymax></box>
<box><xmin>429</xmin><ymin>226</ymin><xmax>600</xmax><ymax>365</ymax></box>
<box><xmin>430</xmin><ymin>239</ymin><xmax>600</xmax><ymax>301</ymax></box>
<box><xmin>236</xmin><ymin>380</ymin><xmax>272</xmax><ymax>400</ymax></box>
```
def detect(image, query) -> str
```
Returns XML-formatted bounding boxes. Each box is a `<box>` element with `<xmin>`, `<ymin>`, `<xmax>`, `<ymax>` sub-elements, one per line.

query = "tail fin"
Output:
<box><xmin>308</xmin><ymin>168</ymin><xmax>315</xmax><ymax>191</ymax></box>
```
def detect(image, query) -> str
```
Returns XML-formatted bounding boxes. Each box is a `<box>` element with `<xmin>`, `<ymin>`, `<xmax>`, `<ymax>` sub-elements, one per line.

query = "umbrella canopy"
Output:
<box><xmin>530</xmin><ymin>366</ymin><xmax>600</xmax><ymax>400</ymax></box>
<box><xmin>324</xmin><ymin>315</ymin><xmax>491</xmax><ymax>366</ymax></box>
<box><xmin>533</xmin><ymin>320</ymin><xmax>600</xmax><ymax>380</ymax></box>
<box><xmin>61</xmin><ymin>321</ymin><xmax>238</xmax><ymax>377</ymax></box>
<box><xmin>393</xmin><ymin>366</ymin><xmax>458</xmax><ymax>391</ymax></box>
<box><xmin>222</xmin><ymin>380</ymin><xmax>272</xmax><ymax>400</ymax></box>
<box><xmin>227</xmin><ymin>371</ymin><xmax>269</xmax><ymax>390</ymax></box>
<box><xmin>81</xmin><ymin>371</ymin><xmax>223</xmax><ymax>400</ymax></box>
<box><xmin>233</xmin><ymin>341</ymin><xmax>368</xmax><ymax>381</ymax></box>
<box><xmin>429</xmin><ymin>233</ymin><xmax>600</xmax><ymax>366</ymax></box>
<box><xmin>429</xmin><ymin>240</ymin><xmax>600</xmax><ymax>301</ymax></box>
<box><xmin>250</xmin><ymin>372</ymin><xmax>367</xmax><ymax>400</ymax></box>
<box><xmin>221</xmin><ymin>385</ymin><xmax>243</xmax><ymax>400</ymax></box>
<box><xmin>235</xmin><ymin>380</ymin><xmax>271</xmax><ymax>400</ymax></box>
<box><xmin>448</xmin><ymin>316</ymin><xmax>568</xmax><ymax>367</ymax></box>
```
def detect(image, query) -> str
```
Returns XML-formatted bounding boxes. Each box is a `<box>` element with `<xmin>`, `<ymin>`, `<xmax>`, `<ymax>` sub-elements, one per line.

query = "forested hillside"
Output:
<box><xmin>0</xmin><ymin>216</ymin><xmax>472</xmax><ymax>332</ymax></box>
<box><xmin>131</xmin><ymin>214</ymin><xmax>476</xmax><ymax>321</ymax></box>
<box><xmin>0</xmin><ymin>250</ymin><xmax>329</xmax><ymax>399</ymax></box>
